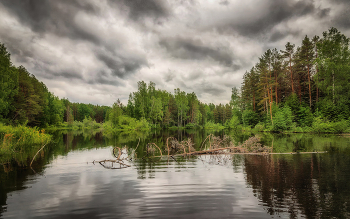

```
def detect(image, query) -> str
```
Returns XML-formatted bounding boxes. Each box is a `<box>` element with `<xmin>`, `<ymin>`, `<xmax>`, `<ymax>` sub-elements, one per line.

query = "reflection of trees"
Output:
<box><xmin>244</xmin><ymin>153</ymin><xmax>350</xmax><ymax>218</ymax></box>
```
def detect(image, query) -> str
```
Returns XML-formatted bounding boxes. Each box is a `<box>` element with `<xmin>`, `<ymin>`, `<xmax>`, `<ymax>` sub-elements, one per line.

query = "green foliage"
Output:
<box><xmin>2</xmin><ymin>28</ymin><xmax>350</xmax><ymax>135</ymax></box>
<box><xmin>185</xmin><ymin>123</ymin><xmax>196</xmax><ymax>129</ymax></box>
<box><xmin>254</xmin><ymin>122</ymin><xmax>265</xmax><ymax>132</ymax></box>
<box><xmin>312</xmin><ymin>117</ymin><xmax>348</xmax><ymax>133</ymax></box>
<box><xmin>296</xmin><ymin>105</ymin><xmax>313</xmax><ymax>127</ymax></box>
<box><xmin>0</xmin><ymin>43</ymin><xmax>18</xmax><ymax>121</ymax></box>
<box><xmin>82</xmin><ymin>117</ymin><xmax>102</xmax><ymax>129</ymax></box>
<box><xmin>204</xmin><ymin>121</ymin><xmax>225</xmax><ymax>130</ymax></box>
<box><xmin>242</xmin><ymin>109</ymin><xmax>259</xmax><ymax>127</ymax></box>
<box><xmin>225</xmin><ymin>115</ymin><xmax>241</xmax><ymax>130</ymax></box>
<box><xmin>0</xmin><ymin>124</ymin><xmax>51</xmax><ymax>163</ymax></box>
<box><xmin>272</xmin><ymin>106</ymin><xmax>293</xmax><ymax>132</ymax></box>
<box><xmin>108</xmin><ymin>100</ymin><xmax>123</xmax><ymax>128</ymax></box>
<box><xmin>285</xmin><ymin>93</ymin><xmax>299</xmax><ymax>117</ymax></box>
<box><xmin>104</xmin><ymin>115</ymin><xmax>150</xmax><ymax>132</ymax></box>
<box><xmin>150</xmin><ymin>96</ymin><xmax>163</xmax><ymax>126</ymax></box>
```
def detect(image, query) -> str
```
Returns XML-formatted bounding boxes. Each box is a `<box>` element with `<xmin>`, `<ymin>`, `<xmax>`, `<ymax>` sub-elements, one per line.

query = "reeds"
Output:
<box><xmin>0</xmin><ymin>124</ymin><xmax>51</xmax><ymax>164</ymax></box>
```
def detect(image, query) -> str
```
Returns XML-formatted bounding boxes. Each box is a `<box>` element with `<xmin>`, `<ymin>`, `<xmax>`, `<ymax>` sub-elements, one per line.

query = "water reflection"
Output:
<box><xmin>244</xmin><ymin>153</ymin><xmax>350</xmax><ymax>218</ymax></box>
<box><xmin>0</xmin><ymin>130</ymin><xmax>350</xmax><ymax>218</ymax></box>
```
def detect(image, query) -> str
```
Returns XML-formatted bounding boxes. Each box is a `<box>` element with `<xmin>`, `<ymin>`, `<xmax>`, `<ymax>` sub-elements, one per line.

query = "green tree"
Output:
<box><xmin>315</xmin><ymin>27</ymin><xmax>350</xmax><ymax>120</ymax></box>
<box><xmin>174</xmin><ymin>88</ymin><xmax>188</xmax><ymax>127</ymax></box>
<box><xmin>109</xmin><ymin>99</ymin><xmax>123</xmax><ymax>128</ymax></box>
<box><xmin>281</xmin><ymin>42</ymin><xmax>296</xmax><ymax>94</ymax></box>
<box><xmin>0</xmin><ymin>43</ymin><xmax>18</xmax><ymax>122</ymax></box>
<box><xmin>150</xmin><ymin>96</ymin><xmax>163</xmax><ymax>128</ymax></box>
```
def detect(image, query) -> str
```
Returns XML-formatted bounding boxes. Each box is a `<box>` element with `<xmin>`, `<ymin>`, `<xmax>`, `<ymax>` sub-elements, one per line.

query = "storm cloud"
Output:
<box><xmin>159</xmin><ymin>36</ymin><xmax>234</xmax><ymax>66</ymax></box>
<box><xmin>0</xmin><ymin>0</ymin><xmax>349</xmax><ymax>105</ymax></box>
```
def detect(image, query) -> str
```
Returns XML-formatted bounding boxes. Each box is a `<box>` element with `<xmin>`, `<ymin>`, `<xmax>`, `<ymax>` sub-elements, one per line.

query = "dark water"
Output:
<box><xmin>1</xmin><ymin>130</ymin><xmax>350</xmax><ymax>218</ymax></box>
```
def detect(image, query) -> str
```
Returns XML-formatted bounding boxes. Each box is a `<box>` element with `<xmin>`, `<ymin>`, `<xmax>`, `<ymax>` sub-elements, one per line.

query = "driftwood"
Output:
<box><xmin>94</xmin><ymin>135</ymin><xmax>328</xmax><ymax>170</ymax></box>
<box><xmin>98</xmin><ymin>159</ymin><xmax>130</xmax><ymax>169</ymax></box>
<box><xmin>95</xmin><ymin>146</ymin><xmax>132</xmax><ymax>169</ymax></box>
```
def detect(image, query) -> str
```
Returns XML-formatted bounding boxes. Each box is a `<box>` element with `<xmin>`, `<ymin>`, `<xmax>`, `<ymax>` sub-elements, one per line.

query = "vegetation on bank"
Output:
<box><xmin>1</xmin><ymin>27</ymin><xmax>350</xmax><ymax>135</ymax></box>
<box><xmin>0</xmin><ymin>123</ymin><xmax>51</xmax><ymax>164</ymax></box>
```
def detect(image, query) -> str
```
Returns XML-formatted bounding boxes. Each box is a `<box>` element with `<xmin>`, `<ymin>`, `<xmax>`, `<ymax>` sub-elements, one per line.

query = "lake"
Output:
<box><xmin>1</xmin><ymin>129</ymin><xmax>350</xmax><ymax>218</ymax></box>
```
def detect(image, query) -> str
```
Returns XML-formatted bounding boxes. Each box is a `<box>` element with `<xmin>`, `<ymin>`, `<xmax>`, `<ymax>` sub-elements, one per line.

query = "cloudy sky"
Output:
<box><xmin>0</xmin><ymin>0</ymin><xmax>349</xmax><ymax>106</ymax></box>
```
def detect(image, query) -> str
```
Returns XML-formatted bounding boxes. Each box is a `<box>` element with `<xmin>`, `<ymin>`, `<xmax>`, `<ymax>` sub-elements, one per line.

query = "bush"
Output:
<box><xmin>296</xmin><ymin>105</ymin><xmax>313</xmax><ymax>127</ymax></box>
<box><xmin>254</xmin><ymin>122</ymin><xmax>265</xmax><ymax>132</ymax></box>
<box><xmin>242</xmin><ymin>110</ymin><xmax>259</xmax><ymax>127</ymax></box>
<box><xmin>225</xmin><ymin>116</ymin><xmax>240</xmax><ymax>129</ymax></box>
<box><xmin>204</xmin><ymin>121</ymin><xmax>225</xmax><ymax>130</ymax></box>
<box><xmin>312</xmin><ymin>117</ymin><xmax>348</xmax><ymax>133</ymax></box>
<box><xmin>291</xmin><ymin>126</ymin><xmax>304</xmax><ymax>133</ymax></box>
<box><xmin>185</xmin><ymin>123</ymin><xmax>196</xmax><ymax>129</ymax></box>
<box><xmin>104</xmin><ymin>116</ymin><xmax>150</xmax><ymax>131</ymax></box>
<box><xmin>0</xmin><ymin>124</ymin><xmax>51</xmax><ymax>163</ymax></box>
<box><xmin>272</xmin><ymin>106</ymin><xmax>293</xmax><ymax>132</ymax></box>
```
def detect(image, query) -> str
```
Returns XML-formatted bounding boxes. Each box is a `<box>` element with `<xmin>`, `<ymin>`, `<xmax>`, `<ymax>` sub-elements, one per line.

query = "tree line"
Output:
<box><xmin>1</xmin><ymin>27</ymin><xmax>349</xmax><ymax>132</ymax></box>
<box><xmin>240</xmin><ymin>27</ymin><xmax>350</xmax><ymax>131</ymax></box>
<box><xmin>0</xmin><ymin>43</ymin><xmax>110</xmax><ymax>127</ymax></box>
<box><xmin>0</xmin><ymin>42</ymin><xmax>236</xmax><ymax>129</ymax></box>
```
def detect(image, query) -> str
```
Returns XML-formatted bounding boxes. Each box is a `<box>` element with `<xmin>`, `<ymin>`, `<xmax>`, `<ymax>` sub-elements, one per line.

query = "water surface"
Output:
<box><xmin>1</xmin><ymin>130</ymin><xmax>350</xmax><ymax>218</ymax></box>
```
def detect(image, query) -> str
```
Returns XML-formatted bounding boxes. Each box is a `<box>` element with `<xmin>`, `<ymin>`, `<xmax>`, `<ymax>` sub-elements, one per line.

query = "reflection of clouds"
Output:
<box><xmin>4</xmin><ymin>151</ymin><xmax>272</xmax><ymax>218</ymax></box>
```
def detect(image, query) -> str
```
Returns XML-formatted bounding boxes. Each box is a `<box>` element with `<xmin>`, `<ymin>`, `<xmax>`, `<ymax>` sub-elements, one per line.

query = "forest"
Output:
<box><xmin>1</xmin><ymin>27</ymin><xmax>350</xmax><ymax>134</ymax></box>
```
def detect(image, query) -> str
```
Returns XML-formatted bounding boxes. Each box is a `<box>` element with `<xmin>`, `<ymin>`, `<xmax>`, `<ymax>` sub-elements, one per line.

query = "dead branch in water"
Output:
<box><xmin>98</xmin><ymin>159</ymin><xmax>130</xmax><ymax>169</ymax></box>
<box><xmin>166</xmin><ymin>137</ymin><xmax>177</xmax><ymax>156</ymax></box>
<box><xmin>148</xmin><ymin>143</ymin><xmax>162</xmax><ymax>157</ymax></box>
<box><xmin>30</xmin><ymin>143</ymin><xmax>47</xmax><ymax>167</ymax></box>
<box><xmin>94</xmin><ymin>135</ymin><xmax>328</xmax><ymax>170</ymax></box>
<box><xmin>200</xmin><ymin>134</ymin><xmax>212</xmax><ymax>150</ymax></box>
<box><xmin>165</xmin><ymin>135</ymin><xmax>271</xmax><ymax>157</ymax></box>
<box><xmin>113</xmin><ymin>147</ymin><xmax>121</xmax><ymax>159</ymax></box>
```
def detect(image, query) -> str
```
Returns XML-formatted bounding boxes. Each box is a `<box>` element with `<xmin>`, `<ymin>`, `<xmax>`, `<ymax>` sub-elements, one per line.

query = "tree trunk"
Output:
<box><xmin>290</xmin><ymin>55</ymin><xmax>294</xmax><ymax>93</ymax></box>
<box><xmin>253</xmin><ymin>91</ymin><xmax>256</xmax><ymax>111</ymax></box>
<box><xmin>275</xmin><ymin>70</ymin><xmax>278</xmax><ymax>104</ymax></box>
<box><xmin>307</xmin><ymin>63</ymin><xmax>311</xmax><ymax>108</ymax></box>
<box><xmin>333</xmin><ymin>70</ymin><xmax>335</xmax><ymax>104</ymax></box>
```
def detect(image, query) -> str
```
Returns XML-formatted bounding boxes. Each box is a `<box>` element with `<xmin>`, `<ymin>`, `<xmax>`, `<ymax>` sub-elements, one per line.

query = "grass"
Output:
<box><xmin>0</xmin><ymin>123</ymin><xmax>51</xmax><ymax>164</ymax></box>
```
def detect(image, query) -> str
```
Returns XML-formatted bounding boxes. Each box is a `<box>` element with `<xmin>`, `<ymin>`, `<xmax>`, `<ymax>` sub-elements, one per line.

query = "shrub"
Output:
<box><xmin>204</xmin><ymin>121</ymin><xmax>225</xmax><ymax>130</ymax></box>
<box><xmin>225</xmin><ymin>116</ymin><xmax>240</xmax><ymax>129</ymax></box>
<box><xmin>296</xmin><ymin>105</ymin><xmax>313</xmax><ymax>127</ymax></box>
<box><xmin>272</xmin><ymin>106</ymin><xmax>293</xmax><ymax>132</ymax></box>
<box><xmin>0</xmin><ymin>124</ymin><xmax>51</xmax><ymax>163</ymax></box>
<box><xmin>242</xmin><ymin>110</ymin><xmax>259</xmax><ymax>127</ymax></box>
<box><xmin>254</xmin><ymin>122</ymin><xmax>265</xmax><ymax>132</ymax></box>
<box><xmin>104</xmin><ymin>116</ymin><xmax>150</xmax><ymax>131</ymax></box>
<box><xmin>185</xmin><ymin>123</ymin><xmax>196</xmax><ymax>129</ymax></box>
<box><xmin>312</xmin><ymin>116</ymin><xmax>348</xmax><ymax>133</ymax></box>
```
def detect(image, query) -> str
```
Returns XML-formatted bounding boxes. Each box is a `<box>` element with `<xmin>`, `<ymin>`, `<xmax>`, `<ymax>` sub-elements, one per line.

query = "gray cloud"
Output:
<box><xmin>0</xmin><ymin>0</ymin><xmax>349</xmax><ymax>106</ymax></box>
<box><xmin>159</xmin><ymin>36</ymin><xmax>234</xmax><ymax>66</ymax></box>
<box><xmin>219</xmin><ymin>0</ymin><xmax>230</xmax><ymax>6</ymax></box>
<box><xmin>96</xmin><ymin>51</ymin><xmax>147</xmax><ymax>79</ymax></box>
<box><xmin>163</xmin><ymin>70</ymin><xmax>176</xmax><ymax>83</ymax></box>
<box><xmin>211</xmin><ymin>0</ymin><xmax>318</xmax><ymax>37</ymax></box>
<box><xmin>269</xmin><ymin>29</ymin><xmax>302</xmax><ymax>43</ymax></box>
<box><xmin>195</xmin><ymin>80</ymin><xmax>226</xmax><ymax>97</ymax></box>
<box><xmin>0</xmin><ymin>0</ymin><xmax>101</xmax><ymax>43</ymax></box>
<box><xmin>112</xmin><ymin>0</ymin><xmax>170</xmax><ymax>22</ymax></box>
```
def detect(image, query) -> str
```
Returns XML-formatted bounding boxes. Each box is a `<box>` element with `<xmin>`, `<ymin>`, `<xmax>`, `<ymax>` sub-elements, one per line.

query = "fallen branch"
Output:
<box><xmin>113</xmin><ymin>147</ymin><xmax>121</xmax><ymax>159</ymax></box>
<box><xmin>98</xmin><ymin>159</ymin><xmax>131</xmax><ymax>169</ymax></box>
<box><xmin>166</xmin><ymin>137</ymin><xmax>176</xmax><ymax>156</ymax></box>
<box><xmin>150</xmin><ymin>143</ymin><xmax>163</xmax><ymax>157</ymax></box>
<box><xmin>200</xmin><ymin>134</ymin><xmax>212</xmax><ymax>150</ymax></box>
<box><xmin>173</xmin><ymin>150</ymin><xmax>328</xmax><ymax>157</ymax></box>
<box><xmin>30</xmin><ymin>143</ymin><xmax>47</xmax><ymax>167</ymax></box>
<box><xmin>175</xmin><ymin>146</ymin><xmax>240</xmax><ymax>156</ymax></box>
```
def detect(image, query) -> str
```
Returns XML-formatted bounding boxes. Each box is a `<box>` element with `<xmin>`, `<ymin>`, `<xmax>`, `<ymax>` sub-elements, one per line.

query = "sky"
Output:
<box><xmin>0</xmin><ymin>0</ymin><xmax>350</xmax><ymax>106</ymax></box>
